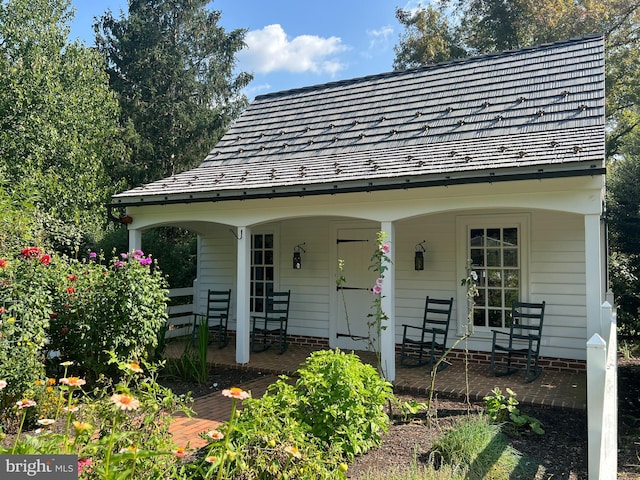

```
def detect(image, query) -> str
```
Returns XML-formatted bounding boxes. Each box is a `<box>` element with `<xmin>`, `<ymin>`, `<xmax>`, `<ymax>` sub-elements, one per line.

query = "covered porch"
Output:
<box><xmin>164</xmin><ymin>340</ymin><xmax>587</xmax><ymax>410</ymax></box>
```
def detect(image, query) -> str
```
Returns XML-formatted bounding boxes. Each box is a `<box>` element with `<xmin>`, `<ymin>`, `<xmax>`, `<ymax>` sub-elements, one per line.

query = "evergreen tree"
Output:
<box><xmin>95</xmin><ymin>0</ymin><xmax>253</xmax><ymax>187</ymax></box>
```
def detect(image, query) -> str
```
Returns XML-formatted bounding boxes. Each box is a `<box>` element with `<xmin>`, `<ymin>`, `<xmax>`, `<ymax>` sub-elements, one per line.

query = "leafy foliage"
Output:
<box><xmin>190</xmin><ymin>349</ymin><xmax>392</xmax><ymax>478</ymax></box>
<box><xmin>48</xmin><ymin>250</ymin><xmax>169</xmax><ymax>381</ymax></box>
<box><xmin>95</xmin><ymin>0</ymin><xmax>253</xmax><ymax>187</ymax></box>
<box><xmin>483</xmin><ymin>387</ymin><xmax>544</xmax><ymax>435</ymax></box>
<box><xmin>0</xmin><ymin>248</ymin><xmax>54</xmax><ymax>409</ymax></box>
<box><xmin>0</xmin><ymin>0</ymin><xmax>125</xmax><ymax>249</ymax></box>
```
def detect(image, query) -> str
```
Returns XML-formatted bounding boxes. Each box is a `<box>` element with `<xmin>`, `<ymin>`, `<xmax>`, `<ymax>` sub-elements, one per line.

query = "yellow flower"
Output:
<box><xmin>35</xmin><ymin>379</ymin><xmax>44</xmax><ymax>386</ymax></box>
<box><xmin>110</xmin><ymin>393</ymin><xmax>140</xmax><ymax>411</ymax></box>
<box><xmin>119</xmin><ymin>445</ymin><xmax>139</xmax><ymax>454</ymax></box>
<box><xmin>8</xmin><ymin>317</ymin><xmax>15</xmax><ymax>323</ymax></box>
<box><xmin>46</xmin><ymin>378</ymin><xmax>56</xmax><ymax>386</ymax></box>
<box><xmin>73</xmin><ymin>421</ymin><xmax>93</xmax><ymax>433</ymax></box>
<box><xmin>221</xmin><ymin>387</ymin><xmax>250</xmax><ymax>400</ymax></box>
<box><xmin>60</xmin><ymin>361</ymin><xmax>74</xmax><ymax>367</ymax></box>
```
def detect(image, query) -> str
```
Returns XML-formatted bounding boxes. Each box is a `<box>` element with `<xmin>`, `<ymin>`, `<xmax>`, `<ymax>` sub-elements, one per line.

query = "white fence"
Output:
<box><xmin>587</xmin><ymin>301</ymin><xmax>617</xmax><ymax>479</ymax></box>
<box><xmin>165</xmin><ymin>286</ymin><xmax>195</xmax><ymax>339</ymax></box>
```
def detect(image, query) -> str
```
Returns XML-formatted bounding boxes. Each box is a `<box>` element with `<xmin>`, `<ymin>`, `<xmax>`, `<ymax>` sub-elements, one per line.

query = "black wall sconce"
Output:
<box><xmin>414</xmin><ymin>241</ymin><xmax>426</xmax><ymax>271</ymax></box>
<box><xmin>293</xmin><ymin>243</ymin><xmax>306</xmax><ymax>269</ymax></box>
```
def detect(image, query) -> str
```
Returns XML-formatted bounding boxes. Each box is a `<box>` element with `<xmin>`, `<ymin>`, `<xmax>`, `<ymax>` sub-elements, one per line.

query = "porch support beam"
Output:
<box><xmin>236</xmin><ymin>226</ymin><xmax>251</xmax><ymax>364</ymax></box>
<box><xmin>584</xmin><ymin>213</ymin><xmax>604</xmax><ymax>338</ymax></box>
<box><xmin>380</xmin><ymin>221</ymin><xmax>396</xmax><ymax>382</ymax></box>
<box><xmin>128</xmin><ymin>228</ymin><xmax>142</xmax><ymax>253</ymax></box>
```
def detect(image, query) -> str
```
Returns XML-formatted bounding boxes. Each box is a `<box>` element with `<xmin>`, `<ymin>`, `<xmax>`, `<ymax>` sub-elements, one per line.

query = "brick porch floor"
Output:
<box><xmin>165</xmin><ymin>341</ymin><xmax>587</xmax><ymax>450</ymax></box>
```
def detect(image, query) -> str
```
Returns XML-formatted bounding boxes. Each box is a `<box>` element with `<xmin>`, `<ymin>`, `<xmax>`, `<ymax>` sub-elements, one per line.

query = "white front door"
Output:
<box><xmin>334</xmin><ymin>227</ymin><xmax>379</xmax><ymax>351</ymax></box>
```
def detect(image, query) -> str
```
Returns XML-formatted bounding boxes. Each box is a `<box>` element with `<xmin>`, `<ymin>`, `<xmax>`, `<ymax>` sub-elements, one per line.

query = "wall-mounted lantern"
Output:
<box><xmin>414</xmin><ymin>241</ymin><xmax>426</xmax><ymax>271</ymax></box>
<box><xmin>293</xmin><ymin>243</ymin><xmax>306</xmax><ymax>269</ymax></box>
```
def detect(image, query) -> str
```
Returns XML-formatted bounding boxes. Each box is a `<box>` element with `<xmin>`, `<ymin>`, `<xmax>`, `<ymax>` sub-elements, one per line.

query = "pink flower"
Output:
<box><xmin>0</xmin><ymin>380</ymin><xmax>6</xmax><ymax>390</ymax></box>
<box><xmin>138</xmin><ymin>257</ymin><xmax>152</xmax><ymax>266</ymax></box>
<box><xmin>78</xmin><ymin>457</ymin><xmax>92</xmax><ymax>474</ymax></box>
<box><xmin>60</xmin><ymin>377</ymin><xmax>86</xmax><ymax>387</ymax></box>
<box><xmin>16</xmin><ymin>399</ymin><xmax>36</xmax><ymax>409</ymax></box>
<box><xmin>380</xmin><ymin>243</ymin><xmax>390</xmax><ymax>254</ymax></box>
<box><xmin>372</xmin><ymin>284</ymin><xmax>382</xmax><ymax>294</ymax></box>
<box><xmin>376</xmin><ymin>278</ymin><xmax>383</xmax><ymax>286</ymax></box>
<box><xmin>114</xmin><ymin>261</ymin><xmax>125</xmax><ymax>268</ymax></box>
<box><xmin>205</xmin><ymin>429</ymin><xmax>224</xmax><ymax>441</ymax></box>
<box><xmin>110</xmin><ymin>393</ymin><xmax>140</xmax><ymax>411</ymax></box>
<box><xmin>222</xmin><ymin>387</ymin><xmax>250</xmax><ymax>400</ymax></box>
<box><xmin>89</xmin><ymin>252</ymin><xmax>97</xmax><ymax>259</ymax></box>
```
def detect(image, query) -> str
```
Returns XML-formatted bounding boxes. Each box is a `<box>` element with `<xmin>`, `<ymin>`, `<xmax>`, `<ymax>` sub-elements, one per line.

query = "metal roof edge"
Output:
<box><xmin>110</xmin><ymin>166</ymin><xmax>606</xmax><ymax>208</ymax></box>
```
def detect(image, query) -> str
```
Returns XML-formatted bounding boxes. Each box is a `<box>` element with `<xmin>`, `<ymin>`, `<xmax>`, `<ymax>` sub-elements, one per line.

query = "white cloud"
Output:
<box><xmin>239</xmin><ymin>24</ymin><xmax>348</xmax><ymax>75</ymax></box>
<box><xmin>367</xmin><ymin>25</ymin><xmax>394</xmax><ymax>50</ymax></box>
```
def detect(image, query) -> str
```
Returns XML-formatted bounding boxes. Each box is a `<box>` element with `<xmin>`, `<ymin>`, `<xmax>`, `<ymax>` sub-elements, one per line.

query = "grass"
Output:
<box><xmin>358</xmin><ymin>415</ymin><xmax>540</xmax><ymax>480</ymax></box>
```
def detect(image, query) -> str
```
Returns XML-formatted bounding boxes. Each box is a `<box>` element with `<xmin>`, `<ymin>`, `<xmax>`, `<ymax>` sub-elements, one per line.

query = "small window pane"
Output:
<box><xmin>488</xmin><ymin>289</ymin><xmax>502</xmax><ymax>307</ymax></box>
<box><xmin>487</xmin><ymin>249</ymin><xmax>501</xmax><ymax>266</ymax></box>
<box><xmin>487</xmin><ymin>228</ymin><xmax>501</xmax><ymax>246</ymax></box>
<box><xmin>471</xmin><ymin>249</ymin><xmax>484</xmax><ymax>267</ymax></box>
<box><xmin>504</xmin><ymin>228</ymin><xmax>518</xmax><ymax>246</ymax></box>
<box><xmin>266</xmin><ymin>267</ymin><xmax>274</xmax><ymax>281</ymax></box>
<box><xmin>265</xmin><ymin>250</ymin><xmax>274</xmax><ymax>264</ymax></box>
<box><xmin>473</xmin><ymin>310</ymin><xmax>485</xmax><ymax>326</ymax></box>
<box><xmin>504</xmin><ymin>270</ymin><xmax>519</xmax><ymax>288</ymax></box>
<box><xmin>265</xmin><ymin>234</ymin><xmax>274</xmax><ymax>248</ymax></box>
<box><xmin>253</xmin><ymin>235</ymin><xmax>263</xmax><ymax>248</ymax></box>
<box><xmin>255</xmin><ymin>283</ymin><xmax>264</xmax><ymax>297</ymax></box>
<box><xmin>475</xmin><ymin>289</ymin><xmax>486</xmax><ymax>307</ymax></box>
<box><xmin>487</xmin><ymin>269</ymin><xmax>502</xmax><ymax>287</ymax></box>
<box><xmin>504</xmin><ymin>290</ymin><xmax>519</xmax><ymax>308</ymax></box>
<box><xmin>488</xmin><ymin>309</ymin><xmax>502</xmax><ymax>327</ymax></box>
<box><xmin>470</xmin><ymin>229</ymin><xmax>484</xmax><ymax>246</ymax></box>
<box><xmin>504</xmin><ymin>249</ymin><xmax>518</xmax><ymax>267</ymax></box>
<box><xmin>254</xmin><ymin>251</ymin><xmax>263</xmax><ymax>264</ymax></box>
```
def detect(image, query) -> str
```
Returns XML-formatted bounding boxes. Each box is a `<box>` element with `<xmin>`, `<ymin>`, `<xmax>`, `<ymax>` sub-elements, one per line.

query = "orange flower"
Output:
<box><xmin>284</xmin><ymin>446</ymin><xmax>301</xmax><ymax>458</ymax></box>
<box><xmin>204</xmin><ymin>456</ymin><xmax>218</xmax><ymax>464</ymax></box>
<box><xmin>66</xmin><ymin>287</ymin><xmax>75</xmax><ymax>294</ymax></box>
<box><xmin>172</xmin><ymin>447</ymin><xmax>186</xmax><ymax>458</ymax></box>
<box><xmin>126</xmin><ymin>362</ymin><xmax>143</xmax><ymax>373</ymax></box>
<box><xmin>0</xmin><ymin>259</ymin><xmax>8</xmax><ymax>268</ymax></box>
<box><xmin>60</xmin><ymin>377</ymin><xmax>86</xmax><ymax>387</ymax></box>
<box><xmin>221</xmin><ymin>387</ymin><xmax>250</xmax><ymax>400</ymax></box>
<box><xmin>110</xmin><ymin>393</ymin><xmax>140</xmax><ymax>411</ymax></box>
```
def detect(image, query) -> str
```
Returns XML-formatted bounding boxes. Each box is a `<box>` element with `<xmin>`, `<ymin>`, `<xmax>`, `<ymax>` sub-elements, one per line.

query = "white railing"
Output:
<box><xmin>587</xmin><ymin>301</ymin><xmax>617</xmax><ymax>479</ymax></box>
<box><xmin>165</xmin><ymin>286</ymin><xmax>195</xmax><ymax>339</ymax></box>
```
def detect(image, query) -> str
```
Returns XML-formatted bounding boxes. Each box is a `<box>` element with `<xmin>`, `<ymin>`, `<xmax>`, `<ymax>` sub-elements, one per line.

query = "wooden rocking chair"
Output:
<box><xmin>489</xmin><ymin>301</ymin><xmax>546</xmax><ymax>382</ymax></box>
<box><xmin>400</xmin><ymin>297</ymin><xmax>454</xmax><ymax>370</ymax></box>
<box><xmin>251</xmin><ymin>290</ymin><xmax>291</xmax><ymax>354</ymax></box>
<box><xmin>192</xmin><ymin>289</ymin><xmax>231</xmax><ymax>348</ymax></box>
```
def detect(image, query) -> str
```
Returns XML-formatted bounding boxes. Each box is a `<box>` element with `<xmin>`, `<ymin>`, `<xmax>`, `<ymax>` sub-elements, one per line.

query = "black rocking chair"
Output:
<box><xmin>400</xmin><ymin>297</ymin><xmax>454</xmax><ymax>370</ymax></box>
<box><xmin>192</xmin><ymin>289</ymin><xmax>231</xmax><ymax>348</ymax></box>
<box><xmin>489</xmin><ymin>301</ymin><xmax>546</xmax><ymax>383</ymax></box>
<box><xmin>251</xmin><ymin>290</ymin><xmax>291</xmax><ymax>354</ymax></box>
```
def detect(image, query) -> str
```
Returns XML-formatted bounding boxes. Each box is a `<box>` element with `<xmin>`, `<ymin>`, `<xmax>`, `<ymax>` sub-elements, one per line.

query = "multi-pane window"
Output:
<box><xmin>251</xmin><ymin>234</ymin><xmax>274</xmax><ymax>313</ymax></box>
<box><xmin>469</xmin><ymin>227</ymin><xmax>520</xmax><ymax>328</ymax></box>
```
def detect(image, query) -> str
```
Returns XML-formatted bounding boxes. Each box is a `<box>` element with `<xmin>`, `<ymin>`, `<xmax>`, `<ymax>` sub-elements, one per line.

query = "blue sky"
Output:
<box><xmin>69</xmin><ymin>1</ymin><xmax>423</xmax><ymax>98</ymax></box>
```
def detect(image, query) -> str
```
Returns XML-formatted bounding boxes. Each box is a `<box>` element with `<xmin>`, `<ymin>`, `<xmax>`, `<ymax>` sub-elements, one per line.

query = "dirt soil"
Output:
<box><xmin>165</xmin><ymin>358</ymin><xmax>640</xmax><ymax>480</ymax></box>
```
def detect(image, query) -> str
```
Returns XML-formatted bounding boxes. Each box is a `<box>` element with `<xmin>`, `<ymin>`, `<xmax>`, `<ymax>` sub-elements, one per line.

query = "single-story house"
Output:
<box><xmin>111</xmin><ymin>34</ymin><xmax>606</xmax><ymax>381</ymax></box>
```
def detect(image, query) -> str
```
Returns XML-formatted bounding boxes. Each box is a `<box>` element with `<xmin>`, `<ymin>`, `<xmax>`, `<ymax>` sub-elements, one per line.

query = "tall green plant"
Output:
<box><xmin>48</xmin><ymin>250</ymin><xmax>169</xmax><ymax>380</ymax></box>
<box><xmin>0</xmin><ymin>247</ymin><xmax>54</xmax><ymax>409</ymax></box>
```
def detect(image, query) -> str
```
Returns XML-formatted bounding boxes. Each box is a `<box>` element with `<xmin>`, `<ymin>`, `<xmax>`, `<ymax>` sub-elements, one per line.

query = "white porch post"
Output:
<box><xmin>128</xmin><ymin>228</ymin><xmax>142</xmax><ymax>253</ymax></box>
<box><xmin>236</xmin><ymin>226</ymin><xmax>251</xmax><ymax>364</ymax></box>
<box><xmin>585</xmin><ymin>214</ymin><xmax>604</xmax><ymax>338</ymax></box>
<box><xmin>380</xmin><ymin>221</ymin><xmax>396</xmax><ymax>381</ymax></box>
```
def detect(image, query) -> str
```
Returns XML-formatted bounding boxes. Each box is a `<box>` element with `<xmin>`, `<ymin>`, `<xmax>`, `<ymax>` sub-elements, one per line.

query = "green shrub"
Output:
<box><xmin>0</xmin><ymin>247</ymin><xmax>54</xmax><ymax>413</ymax></box>
<box><xmin>189</xmin><ymin>349</ymin><xmax>393</xmax><ymax>479</ymax></box>
<box><xmin>293</xmin><ymin>348</ymin><xmax>394</xmax><ymax>460</ymax></box>
<box><xmin>48</xmin><ymin>250</ymin><xmax>168</xmax><ymax>381</ymax></box>
<box><xmin>483</xmin><ymin>387</ymin><xmax>544</xmax><ymax>435</ymax></box>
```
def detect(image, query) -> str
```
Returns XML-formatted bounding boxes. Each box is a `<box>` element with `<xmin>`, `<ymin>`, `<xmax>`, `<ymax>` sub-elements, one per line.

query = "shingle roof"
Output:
<box><xmin>113</xmin><ymin>35</ymin><xmax>605</xmax><ymax>206</ymax></box>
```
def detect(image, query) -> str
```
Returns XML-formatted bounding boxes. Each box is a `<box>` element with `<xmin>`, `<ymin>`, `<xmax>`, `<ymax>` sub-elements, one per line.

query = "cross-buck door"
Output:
<box><xmin>335</xmin><ymin>228</ymin><xmax>379</xmax><ymax>351</ymax></box>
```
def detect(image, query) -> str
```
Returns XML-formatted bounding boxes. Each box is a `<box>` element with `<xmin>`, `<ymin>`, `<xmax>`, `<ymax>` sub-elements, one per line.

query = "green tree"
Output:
<box><xmin>393</xmin><ymin>4</ymin><xmax>466</xmax><ymax>69</ymax></box>
<box><xmin>95</xmin><ymin>0</ymin><xmax>253</xmax><ymax>188</ymax></box>
<box><xmin>0</xmin><ymin>0</ymin><xmax>125</xmax><ymax>253</ymax></box>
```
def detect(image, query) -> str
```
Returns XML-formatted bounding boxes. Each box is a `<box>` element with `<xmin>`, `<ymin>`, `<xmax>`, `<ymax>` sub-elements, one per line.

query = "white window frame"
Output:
<box><xmin>250</xmin><ymin>230</ymin><xmax>279</xmax><ymax>314</ymax></box>
<box><xmin>456</xmin><ymin>213</ymin><xmax>530</xmax><ymax>337</ymax></box>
